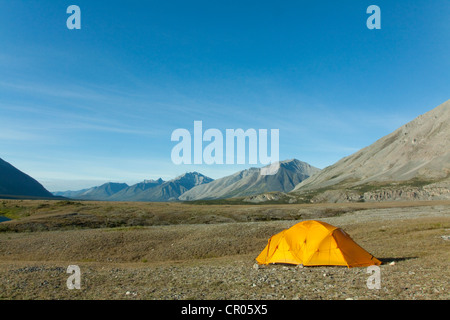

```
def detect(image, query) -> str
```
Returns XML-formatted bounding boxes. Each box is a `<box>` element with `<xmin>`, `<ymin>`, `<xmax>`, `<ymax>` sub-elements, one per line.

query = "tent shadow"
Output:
<box><xmin>262</xmin><ymin>257</ymin><xmax>419</xmax><ymax>267</ymax></box>
<box><xmin>379</xmin><ymin>257</ymin><xmax>418</xmax><ymax>264</ymax></box>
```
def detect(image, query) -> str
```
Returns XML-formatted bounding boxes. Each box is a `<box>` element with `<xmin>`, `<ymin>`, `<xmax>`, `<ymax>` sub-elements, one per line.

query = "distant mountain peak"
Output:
<box><xmin>176</xmin><ymin>171</ymin><xmax>202</xmax><ymax>178</ymax></box>
<box><xmin>172</xmin><ymin>172</ymin><xmax>214</xmax><ymax>187</ymax></box>
<box><xmin>179</xmin><ymin>159</ymin><xmax>320</xmax><ymax>201</ymax></box>
<box><xmin>143</xmin><ymin>178</ymin><xmax>164</xmax><ymax>184</ymax></box>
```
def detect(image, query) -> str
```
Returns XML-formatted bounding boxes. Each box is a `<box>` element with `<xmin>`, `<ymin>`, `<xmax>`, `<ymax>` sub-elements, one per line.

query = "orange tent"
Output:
<box><xmin>256</xmin><ymin>220</ymin><xmax>381</xmax><ymax>268</ymax></box>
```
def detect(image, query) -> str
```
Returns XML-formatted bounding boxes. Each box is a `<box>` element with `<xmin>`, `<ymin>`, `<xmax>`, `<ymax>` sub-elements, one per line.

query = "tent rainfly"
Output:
<box><xmin>256</xmin><ymin>220</ymin><xmax>381</xmax><ymax>268</ymax></box>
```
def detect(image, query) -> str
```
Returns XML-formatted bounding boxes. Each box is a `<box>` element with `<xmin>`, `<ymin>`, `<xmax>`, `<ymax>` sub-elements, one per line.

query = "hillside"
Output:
<box><xmin>291</xmin><ymin>100</ymin><xmax>450</xmax><ymax>202</ymax></box>
<box><xmin>0</xmin><ymin>158</ymin><xmax>54</xmax><ymax>199</ymax></box>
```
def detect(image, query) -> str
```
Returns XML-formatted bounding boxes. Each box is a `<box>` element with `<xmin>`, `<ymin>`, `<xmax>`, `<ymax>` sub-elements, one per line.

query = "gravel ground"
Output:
<box><xmin>0</xmin><ymin>255</ymin><xmax>448</xmax><ymax>300</ymax></box>
<box><xmin>0</xmin><ymin>204</ymin><xmax>449</xmax><ymax>300</ymax></box>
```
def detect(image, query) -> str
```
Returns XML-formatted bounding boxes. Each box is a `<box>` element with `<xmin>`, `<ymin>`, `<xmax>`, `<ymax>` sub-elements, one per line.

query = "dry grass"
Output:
<box><xmin>1</xmin><ymin>199</ymin><xmax>448</xmax><ymax>232</ymax></box>
<box><xmin>0</xmin><ymin>199</ymin><xmax>449</xmax><ymax>300</ymax></box>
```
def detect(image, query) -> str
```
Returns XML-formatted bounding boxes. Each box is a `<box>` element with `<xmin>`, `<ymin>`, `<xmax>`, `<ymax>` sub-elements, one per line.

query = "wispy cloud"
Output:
<box><xmin>0</xmin><ymin>128</ymin><xmax>44</xmax><ymax>141</ymax></box>
<box><xmin>0</xmin><ymin>99</ymin><xmax>167</xmax><ymax>138</ymax></box>
<box><xmin>0</xmin><ymin>81</ymin><xmax>108</xmax><ymax>102</ymax></box>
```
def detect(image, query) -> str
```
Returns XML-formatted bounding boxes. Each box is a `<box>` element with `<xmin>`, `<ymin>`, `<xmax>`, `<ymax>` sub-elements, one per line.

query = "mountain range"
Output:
<box><xmin>179</xmin><ymin>159</ymin><xmax>320</xmax><ymax>201</ymax></box>
<box><xmin>55</xmin><ymin>173</ymin><xmax>214</xmax><ymax>202</ymax></box>
<box><xmin>2</xmin><ymin>100</ymin><xmax>448</xmax><ymax>203</ymax></box>
<box><xmin>53</xmin><ymin>182</ymin><xmax>130</xmax><ymax>200</ymax></box>
<box><xmin>53</xmin><ymin>159</ymin><xmax>319</xmax><ymax>202</ymax></box>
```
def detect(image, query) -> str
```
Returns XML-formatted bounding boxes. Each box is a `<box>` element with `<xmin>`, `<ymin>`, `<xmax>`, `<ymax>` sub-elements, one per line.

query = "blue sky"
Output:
<box><xmin>0</xmin><ymin>0</ymin><xmax>449</xmax><ymax>191</ymax></box>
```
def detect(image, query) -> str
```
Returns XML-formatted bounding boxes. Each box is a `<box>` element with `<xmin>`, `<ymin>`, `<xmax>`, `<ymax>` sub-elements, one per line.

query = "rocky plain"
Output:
<box><xmin>0</xmin><ymin>199</ymin><xmax>448</xmax><ymax>300</ymax></box>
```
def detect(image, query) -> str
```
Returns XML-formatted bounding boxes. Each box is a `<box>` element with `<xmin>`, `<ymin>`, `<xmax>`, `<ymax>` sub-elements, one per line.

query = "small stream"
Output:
<box><xmin>0</xmin><ymin>216</ymin><xmax>11</xmax><ymax>223</ymax></box>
